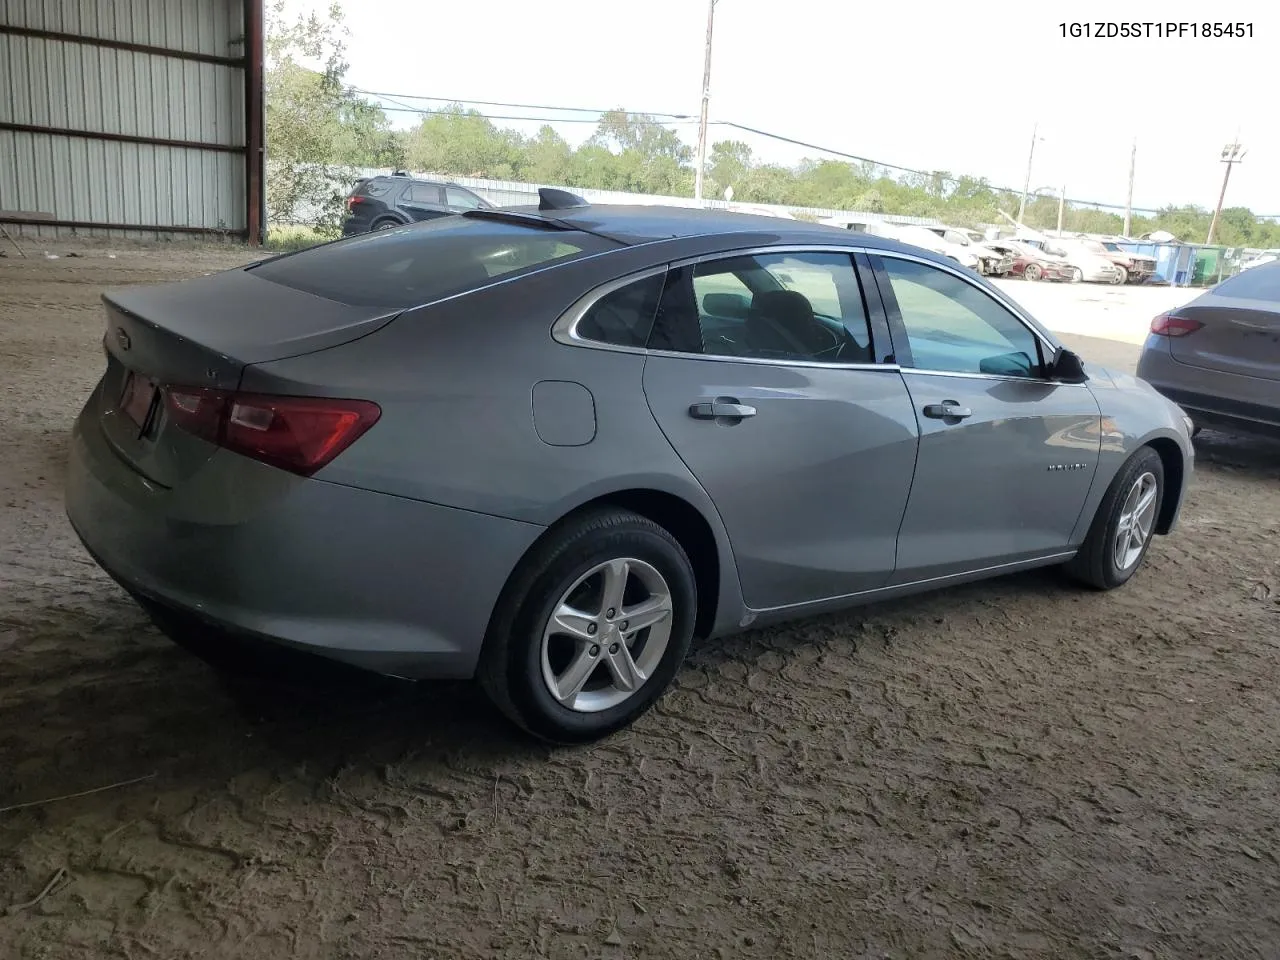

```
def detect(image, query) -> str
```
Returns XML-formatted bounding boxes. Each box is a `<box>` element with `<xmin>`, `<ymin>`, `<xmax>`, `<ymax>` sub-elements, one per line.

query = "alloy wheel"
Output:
<box><xmin>539</xmin><ymin>558</ymin><xmax>674</xmax><ymax>713</ymax></box>
<box><xmin>1113</xmin><ymin>472</ymin><xmax>1158</xmax><ymax>571</ymax></box>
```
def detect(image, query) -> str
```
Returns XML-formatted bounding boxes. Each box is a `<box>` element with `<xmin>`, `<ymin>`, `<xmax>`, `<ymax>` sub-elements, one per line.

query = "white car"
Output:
<box><xmin>868</xmin><ymin>222</ymin><xmax>983</xmax><ymax>272</ymax></box>
<box><xmin>1019</xmin><ymin>236</ymin><xmax>1121</xmax><ymax>284</ymax></box>
<box><xmin>922</xmin><ymin>226</ymin><xmax>1015</xmax><ymax>276</ymax></box>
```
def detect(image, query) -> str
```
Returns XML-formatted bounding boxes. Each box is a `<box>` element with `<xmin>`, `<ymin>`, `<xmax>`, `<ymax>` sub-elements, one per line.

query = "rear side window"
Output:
<box><xmin>575</xmin><ymin>273</ymin><xmax>664</xmax><ymax>348</ymax></box>
<box><xmin>251</xmin><ymin>217</ymin><xmax>620</xmax><ymax>308</ymax></box>
<box><xmin>1214</xmin><ymin>264</ymin><xmax>1280</xmax><ymax>301</ymax></box>
<box><xmin>406</xmin><ymin>183</ymin><xmax>443</xmax><ymax>204</ymax></box>
<box><xmin>649</xmin><ymin>251</ymin><xmax>874</xmax><ymax>363</ymax></box>
<box><xmin>357</xmin><ymin>179</ymin><xmax>395</xmax><ymax>198</ymax></box>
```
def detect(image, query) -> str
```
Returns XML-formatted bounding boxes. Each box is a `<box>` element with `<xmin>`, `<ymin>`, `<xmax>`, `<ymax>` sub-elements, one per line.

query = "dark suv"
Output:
<box><xmin>340</xmin><ymin>174</ymin><xmax>494</xmax><ymax>235</ymax></box>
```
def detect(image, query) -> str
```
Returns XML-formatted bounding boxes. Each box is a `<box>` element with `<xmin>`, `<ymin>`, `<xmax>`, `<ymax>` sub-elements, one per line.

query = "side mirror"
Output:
<box><xmin>1049</xmin><ymin>347</ymin><xmax>1088</xmax><ymax>383</ymax></box>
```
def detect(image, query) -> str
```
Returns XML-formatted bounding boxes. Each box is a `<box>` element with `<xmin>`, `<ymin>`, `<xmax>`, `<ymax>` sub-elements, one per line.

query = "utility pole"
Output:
<box><xmin>1206</xmin><ymin>141</ymin><xmax>1246</xmax><ymax>245</ymax></box>
<box><xmin>693</xmin><ymin>0</ymin><xmax>717</xmax><ymax>203</ymax></box>
<box><xmin>1016</xmin><ymin>123</ymin><xmax>1041</xmax><ymax>224</ymax></box>
<box><xmin>1123</xmin><ymin>138</ymin><xmax>1136</xmax><ymax>236</ymax></box>
<box><xmin>1056</xmin><ymin>184</ymin><xmax>1066</xmax><ymax>236</ymax></box>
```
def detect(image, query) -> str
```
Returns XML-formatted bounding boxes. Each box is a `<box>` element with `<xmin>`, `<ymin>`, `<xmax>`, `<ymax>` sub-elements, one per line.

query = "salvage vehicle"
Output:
<box><xmin>921</xmin><ymin>226</ymin><xmax>1015</xmax><ymax>277</ymax></box>
<box><xmin>66</xmin><ymin>192</ymin><xmax>1194</xmax><ymax>743</ymax></box>
<box><xmin>986</xmin><ymin>239</ymin><xmax>1074</xmax><ymax>282</ymax></box>
<box><xmin>1066</xmin><ymin>235</ymin><xmax>1157</xmax><ymax>284</ymax></box>
<box><xmin>1018</xmin><ymin>236</ymin><xmax>1122</xmax><ymax>284</ymax></box>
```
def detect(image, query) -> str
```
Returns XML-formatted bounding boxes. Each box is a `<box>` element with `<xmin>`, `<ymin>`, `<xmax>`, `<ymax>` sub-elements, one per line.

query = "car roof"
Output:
<box><xmin>371</xmin><ymin>174</ymin><xmax>459</xmax><ymax>187</ymax></box>
<box><xmin>495</xmin><ymin>202</ymin><xmax>940</xmax><ymax>254</ymax></box>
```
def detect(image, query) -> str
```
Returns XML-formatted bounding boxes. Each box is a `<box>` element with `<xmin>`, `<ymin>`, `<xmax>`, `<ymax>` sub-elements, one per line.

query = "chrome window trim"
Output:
<box><xmin>899</xmin><ymin>367</ymin><xmax>1089</xmax><ymax>387</ymax></box>
<box><xmin>552</xmin><ymin>244</ymin><xmax>899</xmax><ymax>371</ymax></box>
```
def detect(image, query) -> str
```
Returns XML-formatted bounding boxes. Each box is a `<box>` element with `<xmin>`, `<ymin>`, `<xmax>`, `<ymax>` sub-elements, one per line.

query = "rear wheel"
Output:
<box><xmin>372</xmin><ymin>218</ymin><xmax>400</xmax><ymax>231</ymax></box>
<box><xmin>1069</xmin><ymin>266</ymin><xmax>1084</xmax><ymax>283</ymax></box>
<box><xmin>478</xmin><ymin>509</ymin><xmax>697</xmax><ymax>743</ymax></box>
<box><xmin>1065</xmin><ymin>448</ymin><xmax>1164</xmax><ymax>590</ymax></box>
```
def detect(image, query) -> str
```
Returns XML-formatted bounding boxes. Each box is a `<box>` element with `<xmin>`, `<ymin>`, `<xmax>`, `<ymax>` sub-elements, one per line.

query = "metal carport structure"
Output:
<box><xmin>0</xmin><ymin>0</ymin><xmax>264</xmax><ymax>244</ymax></box>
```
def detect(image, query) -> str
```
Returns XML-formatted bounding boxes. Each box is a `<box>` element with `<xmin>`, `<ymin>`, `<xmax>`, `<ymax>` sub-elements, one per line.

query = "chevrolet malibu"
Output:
<box><xmin>66</xmin><ymin>191</ymin><xmax>1194</xmax><ymax>743</ymax></box>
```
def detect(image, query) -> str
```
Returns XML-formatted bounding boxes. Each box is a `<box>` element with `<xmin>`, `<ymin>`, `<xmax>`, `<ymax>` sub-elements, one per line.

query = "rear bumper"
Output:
<box><xmin>1137</xmin><ymin>338</ymin><xmax>1280</xmax><ymax>438</ymax></box>
<box><xmin>65</xmin><ymin>403</ymin><xmax>544</xmax><ymax>679</ymax></box>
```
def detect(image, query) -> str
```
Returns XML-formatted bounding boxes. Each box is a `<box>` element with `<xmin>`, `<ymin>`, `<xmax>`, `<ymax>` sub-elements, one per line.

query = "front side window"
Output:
<box><xmin>879</xmin><ymin>256</ymin><xmax>1044</xmax><ymax>378</ymax></box>
<box><xmin>649</xmin><ymin>252</ymin><xmax>873</xmax><ymax>364</ymax></box>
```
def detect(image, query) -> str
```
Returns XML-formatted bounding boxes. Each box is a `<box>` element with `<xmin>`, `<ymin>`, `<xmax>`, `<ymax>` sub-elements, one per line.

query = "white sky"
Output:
<box><xmin>296</xmin><ymin>0</ymin><xmax>1278</xmax><ymax>216</ymax></box>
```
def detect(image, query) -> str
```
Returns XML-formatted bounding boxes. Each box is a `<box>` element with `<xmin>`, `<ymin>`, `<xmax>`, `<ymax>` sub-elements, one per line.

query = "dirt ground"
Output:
<box><xmin>2</xmin><ymin>244</ymin><xmax>1279</xmax><ymax>960</ymax></box>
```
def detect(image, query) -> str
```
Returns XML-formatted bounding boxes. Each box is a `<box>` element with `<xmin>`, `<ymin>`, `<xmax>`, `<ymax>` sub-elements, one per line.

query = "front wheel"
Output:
<box><xmin>1024</xmin><ymin>263</ymin><xmax>1043</xmax><ymax>282</ymax></box>
<box><xmin>1112</xmin><ymin>266</ymin><xmax>1128</xmax><ymax>285</ymax></box>
<box><xmin>1070</xmin><ymin>266</ymin><xmax>1084</xmax><ymax>283</ymax></box>
<box><xmin>478</xmin><ymin>509</ymin><xmax>697</xmax><ymax>743</ymax></box>
<box><xmin>1064</xmin><ymin>448</ymin><xmax>1164</xmax><ymax>590</ymax></box>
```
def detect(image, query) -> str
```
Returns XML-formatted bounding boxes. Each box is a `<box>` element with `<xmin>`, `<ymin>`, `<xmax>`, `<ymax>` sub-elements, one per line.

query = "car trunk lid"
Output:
<box><xmin>95</xmin><ymin>268</ymin><xmax>400</xmax><ymax>488</ymax></box>
<box><xmin>1169</xmin><ymin>294</ymin><xmax>1280</xmax><ymax>382</ymax></box>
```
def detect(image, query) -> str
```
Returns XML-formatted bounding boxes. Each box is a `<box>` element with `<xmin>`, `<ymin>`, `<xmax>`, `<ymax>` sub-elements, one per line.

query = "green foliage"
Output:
<box><xmin>263</xmin><ymin>3</ymin><xmax>1280</xmax><ymax>248</ymax></box>
<box><xmin>264</xmin><ymin>224</ymin><xmax>330</xmax><ymax>252</ymax></box>
<box><xmin>264</xmin><ymin>0</ymin><xmax>403</xmax><ymax>230</ymax></box>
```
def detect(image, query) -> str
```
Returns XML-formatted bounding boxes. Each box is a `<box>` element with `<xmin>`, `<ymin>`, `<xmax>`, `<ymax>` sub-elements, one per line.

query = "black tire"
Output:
<box><xmin>1113</xmin><ymin>266</ymin><xmax>1129</xmax><ymax>285</ymax></box>
<box><xmin>372</xmin><ymin>218</ymin><xmax>401</xmax><ymax>231</ymax></box>
<box><xmin>1064</xmin><ymin>447</ymin><xmax>1165</xmax><ymax>590</ymax></box>
<box><xmin>1070</xmin><ymin>266</ymin><xmax>1084</xmax><ymax>283</ymax></box>
<box><xmin>477</xmin><ymin>508</ymin><xmax>697</xmax><ymax>744</ymax></box>
<box><xmin>1024</xmin><ymin>263</ymin><xmax>1043</xmax><ymax>282</ymax></box>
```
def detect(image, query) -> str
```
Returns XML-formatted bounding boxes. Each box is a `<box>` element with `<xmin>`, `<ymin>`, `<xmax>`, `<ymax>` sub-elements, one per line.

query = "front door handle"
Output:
<box><xmin>922</xmin><ymin>401</ymin><xmax>973</xmax><ymax>420</ymax></box>
<box><xmin>689</xmin><ymin>399</ymin><xmax>757</xmax><ymax>421</ymax></box>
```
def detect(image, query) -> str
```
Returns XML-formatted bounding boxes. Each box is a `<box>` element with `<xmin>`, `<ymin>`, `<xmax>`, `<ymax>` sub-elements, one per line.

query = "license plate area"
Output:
<box><xmin>119</xmin><ymin>372</ymin><xmax>159</xmax><ymax>432</ymax></box>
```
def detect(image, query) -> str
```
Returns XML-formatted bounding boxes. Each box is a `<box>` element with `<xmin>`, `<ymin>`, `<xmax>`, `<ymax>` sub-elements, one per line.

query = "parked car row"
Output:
<box><xmin>1041</xmin><ymin>235</ymin><xmax>1157</xmax><ymax>285</ymax></box>
<box><xmin>817</xmin><ymin>216</ymin><xmax>1148</xmax><ymax>286</ymax></box>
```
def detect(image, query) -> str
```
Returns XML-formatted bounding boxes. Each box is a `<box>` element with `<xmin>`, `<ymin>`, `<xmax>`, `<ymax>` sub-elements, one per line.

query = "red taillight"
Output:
<box><xmin>163</xmin><ymin>387</ymin><xmax>380</xmax><ymax>476</ymax></box>
<box><xmin>1150</xmin><ymin>313</ymin><xmax>1203</xmax><ymax>337</ymax></box>
<box><xmin>346</xmin><ymin>196</ymin><xmax>364</xmax><ymax>211</ymax></box>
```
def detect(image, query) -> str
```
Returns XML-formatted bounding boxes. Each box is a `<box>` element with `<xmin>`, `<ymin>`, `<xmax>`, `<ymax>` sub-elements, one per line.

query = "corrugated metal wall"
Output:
<box><xmin>0</xmin><ymin>0</ymin><xmax>254</xmax><ymax>240</ymax></box>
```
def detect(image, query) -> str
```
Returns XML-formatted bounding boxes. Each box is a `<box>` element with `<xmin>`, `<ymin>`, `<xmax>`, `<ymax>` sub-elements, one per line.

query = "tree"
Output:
<box><xmin>264</xmin><ymin>0</ymin><xmax>401</xmax><ymax>230</ymax></box>
<box><xmin>403</xmin><ymin>105</ymin><xmax>523</xmax><ymax>179</ymax></box>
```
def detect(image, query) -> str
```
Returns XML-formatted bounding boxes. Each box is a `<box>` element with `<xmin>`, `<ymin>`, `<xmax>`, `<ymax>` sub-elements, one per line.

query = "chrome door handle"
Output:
<box><xmin>922</xmin><ymin>401</ymin><xmax>973</xmax><ymax>420</ymax></box>
<box><xmin>689</xmin><ymin>399</ymin><xmax>757</xmax><ymax>420</ymax></box>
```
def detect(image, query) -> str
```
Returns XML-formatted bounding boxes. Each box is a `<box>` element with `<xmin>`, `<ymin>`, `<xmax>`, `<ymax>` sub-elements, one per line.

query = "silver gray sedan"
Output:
<box><xmin>65</xmin><ymin>192</ymin><xmax>1195</xmax><ymax>743</ymax></box>
<box><xmin>1136</xmin><ymin>261</ymin><xmax>1280</xmax><ymax>439</ymax></box>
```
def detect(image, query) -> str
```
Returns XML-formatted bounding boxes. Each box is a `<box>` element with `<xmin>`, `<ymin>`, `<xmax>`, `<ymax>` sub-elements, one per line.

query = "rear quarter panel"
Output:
<box><xmin>239</xmin><ymin>237</ymin><xmax>785</xmax><ymax>637</ymax></box>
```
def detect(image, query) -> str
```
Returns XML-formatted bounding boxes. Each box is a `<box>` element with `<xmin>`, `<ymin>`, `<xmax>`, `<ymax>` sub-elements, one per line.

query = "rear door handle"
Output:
<box><xmin>922</xmin><ymin>401</ymin><xmax>973</xmax><ymax>420</ymax></box>
<box><xmin>689</xmin><ymin>399</ymin><xmax>757</xmax><ymax>421</ymax></box>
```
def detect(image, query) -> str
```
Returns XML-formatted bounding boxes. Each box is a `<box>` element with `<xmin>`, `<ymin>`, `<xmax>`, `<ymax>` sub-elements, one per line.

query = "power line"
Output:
<box><xmin>355</xmin><ymin>89</ymin><xmax>693</xmax><ymax>120</ymax></box>
<box><xmin>373</xmin><ymin>104</ymin><xmax>702</xmax><ymax>125</ymax></box>
<box><xmin>351</xmin><ymin>89</ymin><xmax>1269</xmax><ymax>217</ymax></box>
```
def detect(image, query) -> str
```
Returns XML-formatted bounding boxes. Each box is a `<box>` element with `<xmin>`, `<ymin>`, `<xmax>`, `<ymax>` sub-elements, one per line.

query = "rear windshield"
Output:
<box><xmin>1214</xmin><ymin>264</ymin><xmax>1280</xmax><ymax>301</ymax></box>
<box><xmin>251</xmin><ymin>216</ymin><xmax>619</xmax><ymax>307</ymax></box>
